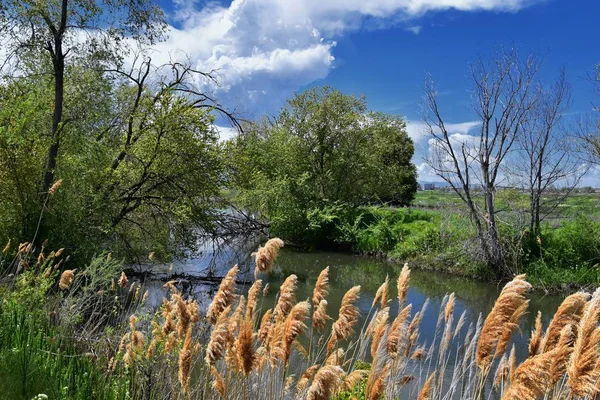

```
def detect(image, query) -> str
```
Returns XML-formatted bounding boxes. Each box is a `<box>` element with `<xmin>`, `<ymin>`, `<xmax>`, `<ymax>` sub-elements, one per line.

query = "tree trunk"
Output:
<box><xmin>42</xmin><ymin>0</ymin><xmax>68</xmax><ymax>194</ymax></box>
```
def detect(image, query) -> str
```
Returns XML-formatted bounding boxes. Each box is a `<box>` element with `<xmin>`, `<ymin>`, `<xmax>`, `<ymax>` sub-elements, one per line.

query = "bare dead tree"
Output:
<box><xmin>512</xmin><ymin>69</ymin><xmax>584</xmax><ymax>236</ymax></box>
<box><xmin>578</xmin><ymin>63</ymin><xmax>600</xmax><ymax>164</ymax></box>
<box><xmin>422</xmin><ymin>49</ymin><xmax>541</xmax><ymax>277</ymax></box>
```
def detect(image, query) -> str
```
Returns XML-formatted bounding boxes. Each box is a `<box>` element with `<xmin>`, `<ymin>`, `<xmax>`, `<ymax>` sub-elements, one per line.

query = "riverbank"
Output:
<box><xmin>278</xmin><ymin>192</ymin><xmax>600</xmax><ymax>292</ymax></box>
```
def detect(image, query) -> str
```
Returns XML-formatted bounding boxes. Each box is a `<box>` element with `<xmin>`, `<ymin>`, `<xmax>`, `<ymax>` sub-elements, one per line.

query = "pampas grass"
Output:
<box><xmin>207</xmin><ymin>265</ymin><xmax>238</xmax><ymax>324</ymax></box>
<box><xmin>13</xmin><ymin>238</ymin><xmax>600</xmax><ymax>400</ymax></box>
<box><xmin>253</xmin><ymin>238</ymin><xmax>284</xmax><ymax>279</ymax></box>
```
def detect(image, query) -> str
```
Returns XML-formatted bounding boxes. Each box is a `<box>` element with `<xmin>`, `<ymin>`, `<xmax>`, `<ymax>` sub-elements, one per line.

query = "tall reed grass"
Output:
<box><xmin>3</xmin><ymin>238</ymin><xmax>600</xmax><ymax>399</ymax></box>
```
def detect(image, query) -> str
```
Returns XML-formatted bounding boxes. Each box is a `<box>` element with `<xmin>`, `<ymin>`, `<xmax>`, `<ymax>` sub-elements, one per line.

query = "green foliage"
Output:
<box><xmin>227</xmin><ymin>86</ymin><xmax>418</xmax><ymax>245</ymax></box>
<box><xmin>334</xmin><ymin>361</ymin><xmax>370</xmax><ymax>400</ymax></box>
<box><xmin>0</xmin><ymin>63</ymin><xmax>226</xmax><ymax>262</ymax></box>
<box><xmin>523</xmin><ymin>215</ymin><xmax>600</xmax><ymax>286</ymax></box>
<box><xmin>0</xmin><ymin>304</ymin><xmax>129</xmax><ymax>400</ymax></box>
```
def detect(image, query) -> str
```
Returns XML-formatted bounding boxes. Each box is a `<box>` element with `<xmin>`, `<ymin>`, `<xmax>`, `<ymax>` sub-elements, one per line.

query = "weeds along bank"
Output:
<box><xmin>3</xmin><ymin>239</ymin><xmax>600</xmax><ymax>399</ymax></box>
<box><xmin>308</xmin><ymin>203</ymin><xmax>600</xmax><ymax>289</ymax></box>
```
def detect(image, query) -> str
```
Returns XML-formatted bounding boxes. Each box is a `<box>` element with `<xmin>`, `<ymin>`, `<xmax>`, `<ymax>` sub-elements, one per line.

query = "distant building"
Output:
<box><xmin>422</xmin><ymin>183</ymin><xmax>436</xmax><ymax>191</ymax></box>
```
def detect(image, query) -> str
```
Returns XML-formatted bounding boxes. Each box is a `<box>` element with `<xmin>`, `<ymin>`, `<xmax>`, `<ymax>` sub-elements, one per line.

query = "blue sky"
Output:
<box><xmin>151</xmin><ymin>0</ymin><xmax>599</xmax><ymax>184</ymax></box>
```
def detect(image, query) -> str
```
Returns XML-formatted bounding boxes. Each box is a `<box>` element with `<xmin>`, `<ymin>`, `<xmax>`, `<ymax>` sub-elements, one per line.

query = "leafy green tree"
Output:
<box><xmin>0</xmin><ymin>0</ymin><xmax>166</xmax><ymax>195</ymax></box>
<box><xmin>0</xmin><ymin>54</ymin><xmax>229</xmax><ymax>261</ymax></box>
<box><xmin>227</xmin><ymin>86</ymin><xmax>417</xmax><ymax>245</ymax></box>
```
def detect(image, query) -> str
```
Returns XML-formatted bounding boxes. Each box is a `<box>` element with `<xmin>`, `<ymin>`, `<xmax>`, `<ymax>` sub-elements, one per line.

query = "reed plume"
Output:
<box><xmin>207</xmin><ymin>265</ymin><xmax>238</xmax><ymax>324</ymax></box>
<box><xmin>528</xmin><ymin>311</ymin><xmax>543</xmax><ymax>357</ymax></box>
<box><xmin>236</xmin><ymin>318</ymin><xmax>255</xmax><ymax>375</ymax></box>
<box><xmin>59</xmin><ymin>269</ymin><xmax>76</xmax><ymax>290</ymax></box>
<box><xmin>387</xmin><ymin>304</ymin><xmax>412</xmax><ymax>359</ymax></box>
<box><xmin>567</xmin><ymin>287</ymin><xmax>600</xmax><ymax>398</ymax></box>
<box><xmin>313</xmin><ymin>267</ymin><xmax>330</xmax><ymax>308</ymax></box>
<box><xmin>327</xmin><ymin>286</ymin><xmax>361</xmax><ymax>355</ymax></box>
<box><xmin>344</xmin><ymin>369</ymin><xmax>369</xmax><ymax>390</ymax></box>
<box><xmin>444</xmin><ymin>292</ymin><xmax>455</xmax><ymax>323</ymax></box>
<box><xmin>117</xmin><ymin>271</ymin><xmax>128</xmax><ymax>288</ymax></box>
<box><xmin>373</xmin><ymin>275</ymin><xmax>390</xmax><ymax>309</ymax></box>
<box><xmin>312</xmin><ymin>299</ymin><xmax>330</xmax><ymax>332</ymax></box>
<box><xmin>502</xmin><ymin>348</ymin><xmax>563</xmax><ymax>400</ymax></box>
<box><xmin>411</xmin><ymin>346</ymin><xmax>425</xmax><ymax>360</ymax></box>
<box><xmin>178</xmin><ymin>326</ymin><xmax>192</xmax><ymax>392</ymax></box>
<box><xmin>397</xmin><ymin>263</ymin><xmax>411</xmax><ymax>306</ymax></box>
<box><xmin>246</xmin><ymin>279</ymin><xmax>263</xmax><ymax>321</ymax></box>
<box><xmin>306</xmin><ymin>365</ymin><xmax>344</xmax><ymax>400</ymax></box>
<box><xmin>48</xmin><ymin>179</ymin><xmax>63</xmax><ymax>195</ymax></box>
<box><xmin>494</xmin><ymin>354</ymin><xmax>510</xmax><ymax>388</ymax></box>
<box><xmin>258</xmin><ymin>309</ymin><xmax>273</xmax><ymax>343</ymax></box>
<box><xmin>210</xmin><ymin>366</ymin><xmax>225</xmax><ymax>397</ymax></box>
<box><xmin>326</xmin><ymin>347</ymin><xmax>344</xmax><ymax>366</ymax></box>
<box><xmin>282</xmin><ymin>300</ymin><xmax>310</xmax><ymax>365</ymax></box>
<box><xmin>274</xmin><ymin>274</ymin><xmax>298</xmax><ymax>321</ymax></box>
<box><xmin>368</xmin><ymin>365</ymin><xmax>389</xmax><ymax>400</ymax></box>
<box><xmin>540</xmin><ymin>291</ymin><xmax>589</xmax><ymax>352</ymax></box>
<box><xmin>371</xmin><ymin>307</ymin><xmax>390</xmax><ymax>359</ymax></box>
<box><xmin>298</xmin><ymin>364</ymin><xmax>320</xmax><ymax>391</ymax></box>
<box><xmin>253</xmin><ymin>238</ymin><xmax>284</xmax><ymax>278</ymax></box>
<box><xmin>495</xmin><ymin>301</ymin><xmax>529</xmax><ymax>358</ymax></box>
<box><xmin>476</xmin><ymin>274</ymin><xmax>531</xmax><ymax>372</ymax></box>
<box><xmin>418</xmin><ymin>371</ymin><xmax>436</xmax><ymax>400</ymax></box>
<box><xmin>548</xmin><ymin>324</ymin><xmax>574</xmax><ymax>386</ymax></box>
<box><xmin>206</xmin><ymin>306</ymin><xmax>233</xmax><ymax>366</ymax></box>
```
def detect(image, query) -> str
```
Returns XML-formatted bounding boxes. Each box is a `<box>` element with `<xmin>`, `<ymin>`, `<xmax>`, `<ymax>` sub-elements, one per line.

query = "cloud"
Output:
<box><xmin>579</xmin><ymin>164</ymin><xmax>600</xmax><ymax>188</ymax></box>
<box><xmin>137</xmin><ymin>0</ymin><xmax>540</xmax><ymax>116</ymax></box>
<box><xmin>405</xmin><ymin>25</ymin><xmax>422</xmax><ymax>34</ymax></box>
<box><xmin>214</xmin><ymin>125</ymin><xmax>240</xmax><ymax>142</ymax></box>
<box><xmin>406</xmin><ymin>120</ymin><xmax>480</xmax><ymax>143</ymax></box>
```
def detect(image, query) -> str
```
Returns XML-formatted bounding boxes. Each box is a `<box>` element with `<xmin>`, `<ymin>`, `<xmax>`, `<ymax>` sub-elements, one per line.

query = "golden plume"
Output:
<box><xmin>373</xmin><ymin>275</ymin><xmax>390</xmax><ymax>309</ymax></box>
<box><xmin>48</xmin><ymin>179</ymin><xmax>63</xmax><ymax>195</ymax></box>
<box><xmin>567</xmin><ymin>288</ymin><xmax>600</xmax><ymax>398</ymax></box>
<box><xmin>205</xmin><ymin>306</ymin><xmax>233</xmax><ymax>366</ymax></box>
<box><xmin>327</xmin><ymin>286</ymin><xmax>361</xmax><ymax>356</ymax></box>
<box><xmin>253</xmin><ymin>238</ymin><xmax>284</xmax><ymax>278</ymax></box>
<box><xmin>397</xmin><ymin>263</ymin><xmax>411</xmax><ymax>306</ymax></box>
<box><xmin>206</xmin><ymin>265</ymin><xmax>238</xmax><ymax>324</ymax></box>
<box><xmin>417</xmin><ymin>371</ymin><xmax>436</xmax><ymax>400</ymax></box>
<box><xmin>297</xmin><ymin>364</ymin><xmax>320</xmax><ymax>391</ymax></box>
<box><xmin>274</xmin><ymin>274</ymin><xmax>298</xmax><ymax>321</ymax></box>
<box><xmin>236</xmin><ymin>318</ymin><xmax>255</xmax><ymax>375</ymax></box>
<box><xmin>313</xmin><ymin>267</ymin><xmax>330</xmax><ymax>308</ymax></box>
<box><xmin>540</xmin><ymin>291</ymin><xmax>589</xmax><ymax>352</ymax></box>
<box><xmin>476</xmin><ymin>274</ymin><xmax>531</xmax><ymax>372</ymax></box>
<box><xmin>502</xmin><ymin>347</ymin><xmax>565</xmax><ymax>400</ymax></box>
<box><xmin>246</xmin><ymin>279</ymin><xmax>263</xmax><ymax>321</ymax></box>
<box><xmin>387</xmin><ymin>304</ymin><xmax>412</xmax><ymax>359</ymax></box>
<box><xmin>118</xmin><ymin>271</ymin><xmax>128</xmax><ymax>288</ymax></box>
<box><xmin>282</xmin><ymin>300</ymin><xmax>310</xmax><ymax>365</ymax></box>
<box><xmin>306</xmin><ymin>365</ymin><xmax>345</xmax><ymax>400</ymax></box>
<box><xmin>312</xmin><ymin>299</ymin><xmax>330</xmax><ymax>332</ymax></box>
<box><xmin>59</xmin><ymin>269</ymin><xmax>76</xmax><ymax>290</ymax></box>
<box><xmin>178</xmin><ymin>327</ymin><xmax>192</xmax><ymax>392</ymax></box>
<box><xmin>528</xmin><ymin>311</ymin><xmax>543</xmax><ymax>357</ymax></box>
<box><xmin>371</xmin><ymin>307</ymin><xmax>390</xmax><ymax>359</ymax></box>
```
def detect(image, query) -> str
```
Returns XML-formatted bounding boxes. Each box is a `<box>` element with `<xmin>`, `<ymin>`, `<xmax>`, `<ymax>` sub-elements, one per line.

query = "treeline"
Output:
<box><xmin>1</xmin><ymin>0</ymin><xmax>600</xmax><ymax>285</ymax></box>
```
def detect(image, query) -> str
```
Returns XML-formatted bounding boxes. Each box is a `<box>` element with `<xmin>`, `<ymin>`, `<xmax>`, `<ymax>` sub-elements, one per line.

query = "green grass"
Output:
<box><xmin>413</xmin><ymin>190</ymin><xmax>600</xmax><ymax>219</ymax></box>
<box><xmin>0</xmin><ymin>302</ymin><xmax>129</xmax><ymax>400</ymax></box>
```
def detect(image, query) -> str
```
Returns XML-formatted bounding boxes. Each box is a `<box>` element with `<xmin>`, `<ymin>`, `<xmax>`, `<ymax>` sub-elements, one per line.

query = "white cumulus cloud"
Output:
<box><xmin>139</xmin><ymin>0</ymin><xmax>541</xmax><ymax>116</ymax></box>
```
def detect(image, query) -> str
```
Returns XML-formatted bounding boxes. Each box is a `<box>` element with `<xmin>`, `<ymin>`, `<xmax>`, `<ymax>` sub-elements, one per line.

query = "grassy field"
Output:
<box><xmin>413</xmin><ymin>189</ymin><xmax>600</xmax><ymax>220</ymax></box>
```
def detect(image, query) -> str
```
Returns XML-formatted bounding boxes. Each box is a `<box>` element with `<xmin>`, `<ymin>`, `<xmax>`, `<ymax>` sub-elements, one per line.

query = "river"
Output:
<box><xmin>141</xmin><ymin>240</ymin><xmax>565</xmax><ymax>365</ymax></box>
